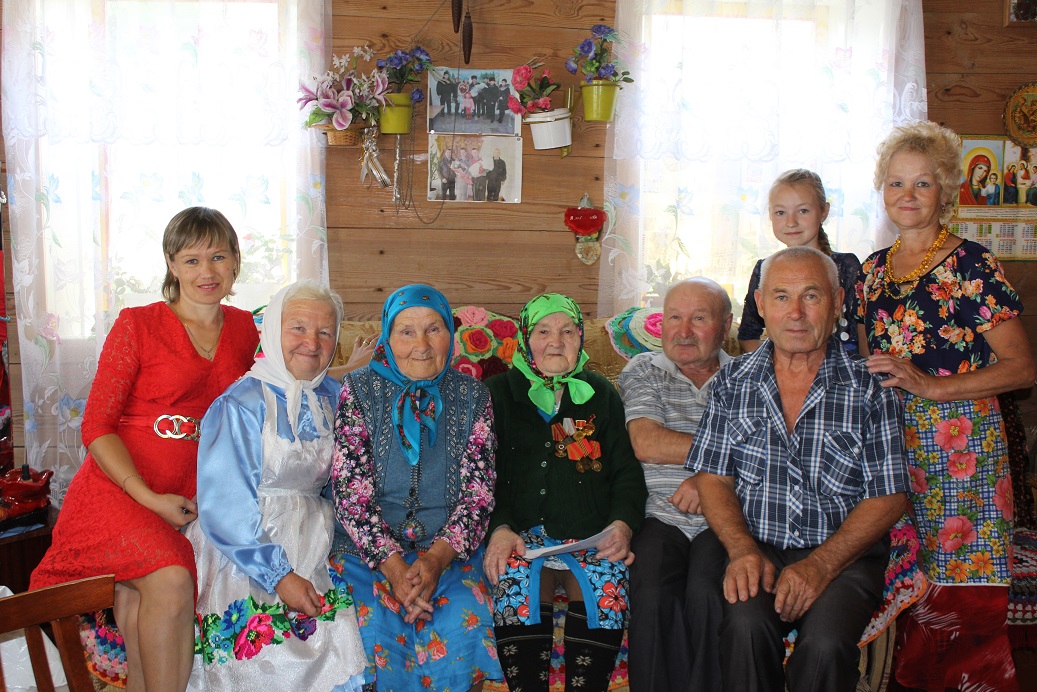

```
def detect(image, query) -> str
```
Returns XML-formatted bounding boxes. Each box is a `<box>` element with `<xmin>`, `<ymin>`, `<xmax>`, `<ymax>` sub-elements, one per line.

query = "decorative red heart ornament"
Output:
<box><xmin>564</xmin><ymin>206</ymin><xmax>606</xmax><ymax>237</ymax></box>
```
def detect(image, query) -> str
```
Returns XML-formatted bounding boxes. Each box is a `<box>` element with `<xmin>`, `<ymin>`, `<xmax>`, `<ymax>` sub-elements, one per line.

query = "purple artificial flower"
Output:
<box><xmin>298</xmin><ymin>82</ymin><xmax>318</xmax><ymax>109</ymax></box>
<box><xmin>597</xmin><ymin>63</ymin><xmax>617</xmax><ymax>79</ymax></box>
<box><xmin>565</xmin><ymin>57</ymin><xmax>578</xmax><ymax>74</ymax></box>
<box><xmin>591</xmin><ymin>24</ymin><xmax>614</xmax><ymax>38</ymax></box>
<box><xmin>578</xmin><ymin>38</ymin><xmax>596</xmax><ymax>57</ymax></box>
<box><xmin>371</xmin><ymin>72</ymin><xmax>390</xmax><ymax>104</ymax></box>
<box><xmin>376</xmin><ymin>58</ymin><xmax>387</xmax><ymax>69</ymax></box>
<box><xmin>330</xmin><ymin>94</ymin><xmax>356</xmax><ymax>129</ymax></box>
<box><xmin>413</xmin><ymin>46</ymin><xmax>431</xmax><ymax>62</ymax></box>
<box><xmin>388</xmin><ymin>50</ymin><xmax>408</xmax><ymax>69</ymax></box>
<box><xmin>411</xmin><ymin>87</ymin><xmax>424</xmax><ymax>104</ymax></box>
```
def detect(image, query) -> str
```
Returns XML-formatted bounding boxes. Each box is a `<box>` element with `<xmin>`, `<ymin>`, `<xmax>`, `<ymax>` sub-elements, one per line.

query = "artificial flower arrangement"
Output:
<box><xmin>378</xmin><ymin>46</ymin><xmax>433</xmax><ymax>104</ymax></box>
<box><xmin>507</xmin><ymin>58</ymin><xmax>561</xmax><ymax>117</ymax></box>
<box><xmin>299</xmin><ymin>45</ymin><xmax>388</xmax><ymax>130</ymax></box>
<box><xmin>566</xmin><ymin>24</ymin><xmax>634</xmax><ymax>84</ymax></box>
<box><xmin>451</xmin><ymin>306</ymin><xmax>519</xmax><ymax>382</ymax></box>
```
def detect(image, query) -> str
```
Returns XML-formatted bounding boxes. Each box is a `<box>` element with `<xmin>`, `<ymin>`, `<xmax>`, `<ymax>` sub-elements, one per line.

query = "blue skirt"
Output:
<box><xmin>329</xmin><ymin>546</ymin><xmax>503</xmax><ymax>691</ymax></box>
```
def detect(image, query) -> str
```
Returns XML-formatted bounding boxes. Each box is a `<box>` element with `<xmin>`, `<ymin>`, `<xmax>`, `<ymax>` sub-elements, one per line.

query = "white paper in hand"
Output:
<box><xmin>522</xmin><ymin>525</ymin><xmax>616</xmax><ymax>560</ymax></box>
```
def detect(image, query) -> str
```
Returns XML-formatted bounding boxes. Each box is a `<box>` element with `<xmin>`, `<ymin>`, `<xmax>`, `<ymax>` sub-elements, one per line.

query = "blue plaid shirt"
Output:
<box><xmin>686</xmin><ymin>339</ymin><xmax>908</xmax><ymax>549</ymax></box>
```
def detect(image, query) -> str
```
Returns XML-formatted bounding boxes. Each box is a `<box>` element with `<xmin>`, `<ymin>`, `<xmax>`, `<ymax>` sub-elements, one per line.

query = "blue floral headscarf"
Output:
<box><xmin>369</xmin><ymin>284</ymin><xmax>455</xmax><ymax>465</ymax></box>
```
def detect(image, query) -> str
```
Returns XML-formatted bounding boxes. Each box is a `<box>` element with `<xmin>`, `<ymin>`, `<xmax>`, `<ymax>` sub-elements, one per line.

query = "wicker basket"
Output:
<box><xmin>317</xmin><ymin>124</ymin><xmax>363</xmax><ymax>146</ymax></box>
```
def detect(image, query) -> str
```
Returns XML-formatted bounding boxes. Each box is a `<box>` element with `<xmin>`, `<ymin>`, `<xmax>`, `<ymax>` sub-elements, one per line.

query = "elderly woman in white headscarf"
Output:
<box><xmin>185</xmin><ymin>280</ymin><xmax>367</xmax><ymax>691</ymax></box>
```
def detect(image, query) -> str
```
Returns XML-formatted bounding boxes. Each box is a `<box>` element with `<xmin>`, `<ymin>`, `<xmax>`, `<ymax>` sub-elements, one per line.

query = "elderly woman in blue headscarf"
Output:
<box><xmin>483</xmin><ymin>293</ymin><xmax>647</xmax><ymax>692</ymax></box>
<box><xmin>328</xmin><ymin>284</ymin><xmax>503</xmax><ymax>691</ymax></box>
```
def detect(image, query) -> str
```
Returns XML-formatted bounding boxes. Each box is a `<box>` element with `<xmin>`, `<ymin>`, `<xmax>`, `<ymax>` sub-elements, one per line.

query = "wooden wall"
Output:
<box><xmin>924</xmin><ymin>0</ymin><xmax>1037</xmax><ymax>417</ymax></box>
<box><xmin>1</xmin><ymin>3</ymin><xmax>1034</xmax><ymax>462</ymax></box>
<box><xmin>327</xmin><ymin>0</ymin><xmax>614</xmax><ymax>320</ymax></box>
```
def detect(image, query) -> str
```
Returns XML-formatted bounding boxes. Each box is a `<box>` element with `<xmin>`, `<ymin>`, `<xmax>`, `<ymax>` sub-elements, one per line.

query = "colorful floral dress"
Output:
<box><xmin>328</xmin><ymin>367</ymin><xmax>503</xmax><ymax>691</ymax></box>
<box><xmin>857</xmin><ymin>239</ymin><xmax>1022</xmax><ymax>690</ymax></box>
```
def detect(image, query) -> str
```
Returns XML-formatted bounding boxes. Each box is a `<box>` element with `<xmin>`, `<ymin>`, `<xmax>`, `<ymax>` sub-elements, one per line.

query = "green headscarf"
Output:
<box><xmin>511</xmin><ymin>293</ymin><xmax>595</xmax><ymax>415</ymax></box>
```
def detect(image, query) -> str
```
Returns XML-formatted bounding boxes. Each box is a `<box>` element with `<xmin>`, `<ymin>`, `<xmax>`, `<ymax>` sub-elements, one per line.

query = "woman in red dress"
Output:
<box><xmin>31</xmin><ymin>207</ymin><xmax>259</xmax><ymax>692</ymax></box>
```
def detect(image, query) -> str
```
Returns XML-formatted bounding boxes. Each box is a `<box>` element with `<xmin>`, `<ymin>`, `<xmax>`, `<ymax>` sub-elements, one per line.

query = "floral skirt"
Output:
<box><xmin>902</xmin><ymin>394</ymin><xmax>1013</xmax><ymax>585</ymax></box>
<box><xmin>328</xmin><ymin>546</ymin><xmax>503</xmax><ymax>692</ymax></box>
<box><xmin>490</xmin><ymin>525</ymin><xmax>630</xmax><ymax>630</ymax></box>
<box><xmin>894</xmin><ymin>584</ymin><xmax>1017</xmax><ymax>690</ymax></box>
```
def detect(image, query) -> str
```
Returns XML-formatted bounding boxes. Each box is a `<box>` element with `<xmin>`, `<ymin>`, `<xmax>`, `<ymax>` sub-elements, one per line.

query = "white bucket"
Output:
<box><xmin>524</xmin><ymin>108</ymin><xmax>572</xmax><ymax>150</ymax></box>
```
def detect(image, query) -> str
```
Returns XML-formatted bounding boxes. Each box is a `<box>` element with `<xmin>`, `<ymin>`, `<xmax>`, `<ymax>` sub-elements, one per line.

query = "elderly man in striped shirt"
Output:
<box><xmin>688</xmin><ymin>246</ymin><xmax>909</xmax><ymax>692</ymax></box>
<box><xmin>619</xmin><ymin>276</ymin><xmax>733</xmax><ymax>692</ymax></box>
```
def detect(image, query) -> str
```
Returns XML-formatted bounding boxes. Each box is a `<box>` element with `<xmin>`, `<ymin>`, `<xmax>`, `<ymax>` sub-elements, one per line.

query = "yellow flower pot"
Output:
<box><xmin>580</xmin><ymin>80</ymin><xmax>621</xmax><ymax>122</ymax></box>
<box><xmin>379</xmin><ymin>93</ymin><xmax>413</xmax><ymax>135</ymax></box>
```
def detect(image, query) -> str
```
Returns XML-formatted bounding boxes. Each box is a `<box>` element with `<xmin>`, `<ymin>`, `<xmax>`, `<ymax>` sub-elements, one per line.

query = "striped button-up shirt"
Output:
<box><xmin>686</xmin><ymin>340</ymin><xmax>908</xmax><ymax>549</ymax></box>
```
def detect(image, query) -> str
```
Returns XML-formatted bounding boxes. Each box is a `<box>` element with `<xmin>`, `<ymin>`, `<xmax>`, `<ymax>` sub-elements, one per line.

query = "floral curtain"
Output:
<box><xmin>599</xmin><ymin>0</ymin><xmax>928</xmax><ymax>315</ymax></box>
<box><xmin>1</xmin><ymin>0</ymin><xmax>331</xmax><ymax>503</ymax></box>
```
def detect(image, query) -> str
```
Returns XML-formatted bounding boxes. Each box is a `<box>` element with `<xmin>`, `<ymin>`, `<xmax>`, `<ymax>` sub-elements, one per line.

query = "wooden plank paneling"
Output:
<box><xmin>328</xmin><ymin>0</ymin><xmax>615</xmax><ymax>318</ymax></box>
<box><xmin>327</xmin><ymin>151</ymin><xmax>606</xmax><ymax>230</ymax></box>
<box><xmin>333</xmin><ymin>23</ymin><xmax>594</xmax><ymax>67</ymax></box>
<box><xmin>924</xmin><ymin>12</ymin><xmax>1037</xmax><ymax>74</ymax></box>
<box><xmin>329</xmin><ymin>227</ymin><xmax>598</xmax><ymax>319</ymax></box>
<box><xmin>925</xmin><ymin>73</ymin><xmax>1025</xmax><ymax>133</ymax></box>
<box><xmin>332</xmin><ymin>0</ymin><xmax>615</xmax><ymax>28</ymax></box>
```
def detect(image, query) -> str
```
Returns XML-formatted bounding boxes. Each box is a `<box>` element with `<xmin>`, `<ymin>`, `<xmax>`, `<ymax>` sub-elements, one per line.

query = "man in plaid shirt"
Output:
<box><xmin>687</xmin><ymin>246</ymin><xmax>909</xmax><ymax>691</ymax></box>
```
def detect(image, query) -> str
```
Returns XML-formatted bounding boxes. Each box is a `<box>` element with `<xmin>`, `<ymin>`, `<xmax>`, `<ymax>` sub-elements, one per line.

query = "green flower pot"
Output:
<box><xmin>379</xmin><ymin>93</ymin><xmax>413</xmax><ymax>135</ymax></box>
<box><xmin>580</xmin><ymin>80</ymin><xmax>621</xmax><ymax>122</ymax></box>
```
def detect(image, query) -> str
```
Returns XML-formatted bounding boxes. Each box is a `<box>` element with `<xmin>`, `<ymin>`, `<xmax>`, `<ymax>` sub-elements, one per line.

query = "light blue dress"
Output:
<box><xmin>186</xmin><ymin>376</ymin><xmax>366</xmax><ymax>691</ymax></box>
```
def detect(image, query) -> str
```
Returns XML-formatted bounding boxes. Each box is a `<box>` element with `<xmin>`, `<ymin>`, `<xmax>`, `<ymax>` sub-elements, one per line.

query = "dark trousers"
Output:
<box><xmin>704</xmin><ymin>530</ymin><xmax>888</xmax><ymax>692</ymax></box>
<box><xmin>486</xmin><ymin>178</ymin><xmax>502</xmax><ymax>202</ymax></box>
<box><xmin>631</xmin><ymin>522</ymin><xmax>726</xmax><ymax>692</ymax></box>
<box><xmin>630</xmin><ymin>518</ymin><xmax>723</xmax><ymax>692</ymax></box>
<box><xmin>440</xmin><ymin>178</ymin><xmax>455</xmax><ymax>200</ymax></box>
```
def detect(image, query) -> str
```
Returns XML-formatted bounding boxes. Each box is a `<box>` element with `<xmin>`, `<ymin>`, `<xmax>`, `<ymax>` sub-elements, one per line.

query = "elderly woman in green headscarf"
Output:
<box><xmin>483</xmin><ymin>293</ymin><xmax>647</xmax><ymax>691</ymax></box>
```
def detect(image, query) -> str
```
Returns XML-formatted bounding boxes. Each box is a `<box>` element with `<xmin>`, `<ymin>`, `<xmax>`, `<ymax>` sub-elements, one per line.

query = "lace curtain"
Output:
<box><xmin>1</xmin><ymin>0</ymin><xmax>330</xmax><ymax>502</ymax></box>
<box><xmin>599</xmin><ymin>0</ymin><xmax>927</xmax><ymax>315</ymax></box>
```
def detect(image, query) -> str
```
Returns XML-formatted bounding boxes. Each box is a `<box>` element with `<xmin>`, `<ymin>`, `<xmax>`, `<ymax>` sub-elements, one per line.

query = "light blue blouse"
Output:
<box><xmin>196</xmin><ymin>375</ymin><xmax>339</xmax><ymax>593</ymax></box>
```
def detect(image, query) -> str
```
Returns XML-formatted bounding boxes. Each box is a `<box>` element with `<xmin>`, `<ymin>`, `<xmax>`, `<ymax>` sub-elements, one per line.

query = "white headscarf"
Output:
<box><xmin>245</xmin><ymin>282</ymin><xmax>341</xmax><ymax>437</ymax></box>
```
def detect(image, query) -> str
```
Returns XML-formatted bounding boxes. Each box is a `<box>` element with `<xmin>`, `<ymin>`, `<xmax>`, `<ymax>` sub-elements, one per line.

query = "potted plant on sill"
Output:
<box><xmin>508</xmin><ymin>59</ymin><xmax>570</xmax><ymax>150</ymax></box>
<box><xmin>566</xmin><ymin>24</ymin><xmax>634</xmax><ymax>122</ymax></box>
<box><xmin>299</xmin><ymin>45</ymin><xmax>388</xmax><ymax>146</ymax></box>
<box><xmin>377</xmin><ymin>46</ymin><xmax>432</xmax><ymax>134</ymax></box>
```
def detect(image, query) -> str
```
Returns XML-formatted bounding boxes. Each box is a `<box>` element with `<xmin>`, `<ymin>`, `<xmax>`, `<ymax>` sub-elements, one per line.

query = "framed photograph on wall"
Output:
<box><xmin>427</xmin><ymin>134</ymin><xmax>522</xmax><ymax>203</ymax></box>
<box><xmin>1004</xmin><ymin>1</ymin><xmax>1037</xmax><ymax>27</ymax></box>
<box><xmin>428</xmin><ymin>67</ymin><xmax>521</xmax><ymax>136</ymax></box>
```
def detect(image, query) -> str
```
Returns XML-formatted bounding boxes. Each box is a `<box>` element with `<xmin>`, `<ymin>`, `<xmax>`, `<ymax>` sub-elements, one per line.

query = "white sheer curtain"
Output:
<box><xmin>599</xmin><ymin>0</ymin><xmax>927</xmax><ymax>315</ymax></box>
<box><xmin>1</xmin><ymin>0</ymin><xmax>330</xmax><ymax>502</ymax></box>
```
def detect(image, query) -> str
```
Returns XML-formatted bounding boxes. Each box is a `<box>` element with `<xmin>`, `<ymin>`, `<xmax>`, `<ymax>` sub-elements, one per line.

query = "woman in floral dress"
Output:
<box><xmin>328</xmin><ymin>284</ymin><xmax>503</xmax><ymax>691</ymax></box>
<box><xmin>858</xmin><ymin>121</ymin><xmax>1036</xmax><ymax>691</ymax></box>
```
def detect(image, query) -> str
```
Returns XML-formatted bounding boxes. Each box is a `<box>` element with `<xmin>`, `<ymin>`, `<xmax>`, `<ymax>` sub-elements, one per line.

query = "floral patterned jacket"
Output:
<box><xmin>330</xmin><ymin>366</ymin><xmax>497</xmax><ymax>569</ymax></box>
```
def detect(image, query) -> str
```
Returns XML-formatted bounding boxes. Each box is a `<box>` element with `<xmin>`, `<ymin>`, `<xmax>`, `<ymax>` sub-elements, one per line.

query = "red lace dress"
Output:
<box><xmin>31</xmin><ymin>302</ymin><xmax>259</xmax><ymax>589</ymax></box>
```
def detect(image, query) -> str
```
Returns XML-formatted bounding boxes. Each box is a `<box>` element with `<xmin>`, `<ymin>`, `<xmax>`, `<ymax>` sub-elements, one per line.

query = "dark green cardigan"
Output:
<box><xmin>486</xmin><ymin>367</ymin><xmax>647</xmax><ymax>540</ymax></box>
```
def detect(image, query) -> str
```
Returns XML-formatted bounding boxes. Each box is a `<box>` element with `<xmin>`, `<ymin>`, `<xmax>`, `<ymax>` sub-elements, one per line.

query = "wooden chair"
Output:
<box><xmin>0</xmin><ymin>574</ymin><xmax>115</xmax><ymax>692</ymax></box>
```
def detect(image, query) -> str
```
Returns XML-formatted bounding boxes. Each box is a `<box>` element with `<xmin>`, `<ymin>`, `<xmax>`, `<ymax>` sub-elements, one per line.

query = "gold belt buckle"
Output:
<box><xmin>153</xmin><ymin>414</ymin><xmax>200</xmax><ymax>441</ymax></box>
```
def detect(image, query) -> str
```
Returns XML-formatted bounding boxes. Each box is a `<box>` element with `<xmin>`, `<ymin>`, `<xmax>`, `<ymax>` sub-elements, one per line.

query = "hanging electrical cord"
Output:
<box><xmin>389</xmin><ymin>0</ymin><xmax>475</xmax><ymax>224</ymax></box>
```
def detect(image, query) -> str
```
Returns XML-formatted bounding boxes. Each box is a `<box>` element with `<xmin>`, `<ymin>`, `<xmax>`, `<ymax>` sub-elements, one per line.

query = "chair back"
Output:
<box><xmin>0</xmin><ymin>574</ymin><xmax>115</xmax><ymax>692</ymax></box>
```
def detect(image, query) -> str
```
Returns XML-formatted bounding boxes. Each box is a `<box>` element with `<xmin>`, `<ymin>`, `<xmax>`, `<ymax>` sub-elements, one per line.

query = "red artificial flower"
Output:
<box><xmin>488</xmin><ymin>318</ymin><xmax>518</xmax><ymax>339</ymax></box>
